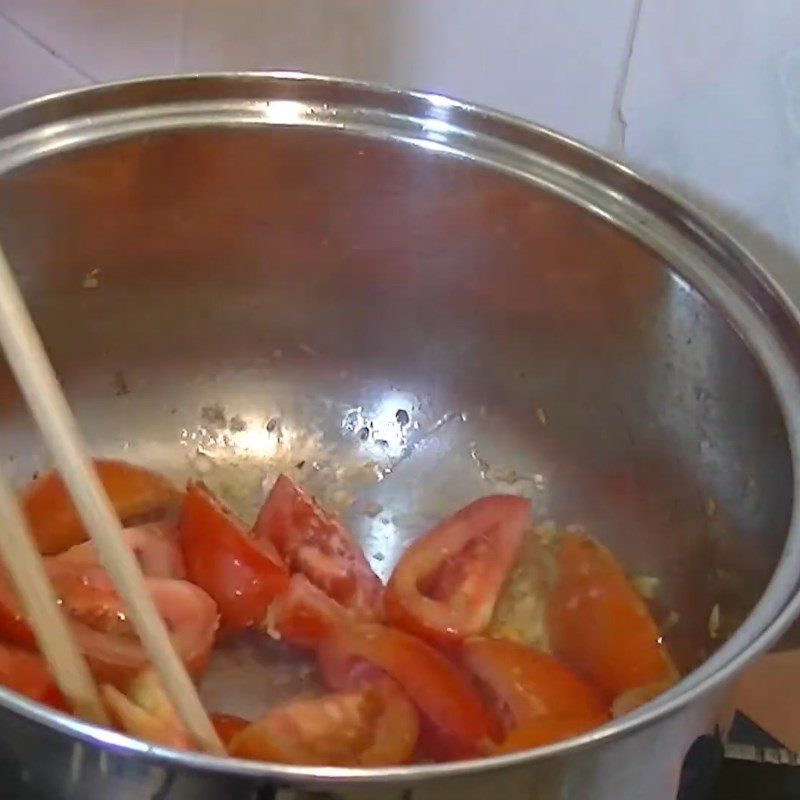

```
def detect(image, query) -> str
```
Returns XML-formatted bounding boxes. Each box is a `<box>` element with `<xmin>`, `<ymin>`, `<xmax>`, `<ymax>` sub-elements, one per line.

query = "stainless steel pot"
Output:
<box><xmin>0</xmin><ymin>73</ymin><xmax>798</xmax><ymax>800</ymax></box>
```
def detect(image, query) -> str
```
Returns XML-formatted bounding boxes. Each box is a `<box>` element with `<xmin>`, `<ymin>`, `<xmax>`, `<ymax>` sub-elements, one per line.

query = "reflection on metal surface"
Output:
<box><xmin>227</xmin><ymin>421</ymin><xmax>288</xmax><ymax>459</ymax></box>
<box><xmin>257</xmin><ymin>100</ymin><xmax>312</xmax><ymax>125</ymax></box>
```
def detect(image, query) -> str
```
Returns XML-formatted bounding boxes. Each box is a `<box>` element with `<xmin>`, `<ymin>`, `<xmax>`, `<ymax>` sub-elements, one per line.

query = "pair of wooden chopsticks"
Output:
<box><xmin>0</xmin><ymin>242</ymin><xmax>225</xmax><ymax>755</ymax></box>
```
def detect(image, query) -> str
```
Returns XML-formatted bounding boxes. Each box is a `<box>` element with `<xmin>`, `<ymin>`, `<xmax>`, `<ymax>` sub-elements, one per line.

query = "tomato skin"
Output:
<box><xmin>265</xmin><ymin>574</ymin><xmax>352</xmax><ymax>650</ymax></box>
<box><xmin>179</xmin><ymin>483</ymin><xmax>289</xmax><ymax>629</ymax></box>
<box><xmin>317</xmin><ymin>623</ymin><xmax>498</xmax><ymax>761</ymax></box>
<box><xmin>229</xmin><ymin>679</ymin><xmax>417</xmax><ymax>766</ymax></box>
<box><xmin>211</xmin><ymin>713</ymin><xmax>249</xmax><ymax>748</ymax></box>
<box><xmin>0</xmin><ymin>642</ymin><xmax>64</xmax><ymax>709</ymax></box>
<box><xmin>461</xmin><ymin>637</ymin><xmax>608</xmax><ymax>734</ymax></box>
<box><xmin>384</xmin><ymin>495</ymin><xmax>529</xmax><ymax>647</ymax></box>
<box><xmin>254</xmin><ymin>475</ymin><xmax>382</xmax><ymax>618</ymax></box>
<box><xmin>21</xmin><ymin>460</ymin><xmax>181</xmax><ymax>555</ymax></box>
<box><xmin>493</xmin><ymin>713</ymin><xmax>608</xmax><ymax>754</ymax></box>
<box><xmin>546</xmin><ymin>533</ymin><xmax>676</xmax><ymax>699</ymax></box>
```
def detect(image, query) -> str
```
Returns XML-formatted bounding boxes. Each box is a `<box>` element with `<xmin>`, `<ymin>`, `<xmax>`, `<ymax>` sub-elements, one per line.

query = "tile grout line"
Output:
<box><xmin>609</xmin><ymin>0</ymin><xmax>644</xmax><ymax>156</ymax></box>
<box><xmin>0</xmin><ymin>9</ymin><xmax>96</xmax><ymax>82</ymax></box>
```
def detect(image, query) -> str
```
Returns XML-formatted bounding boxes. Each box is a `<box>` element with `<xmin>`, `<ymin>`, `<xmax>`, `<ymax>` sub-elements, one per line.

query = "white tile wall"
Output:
<box><xmin>0</xmin><ymin>0</ymin><xmax>637</xmax><ymax>148</ymax></box>
<box><xmin>0</xmin><ymin>13</ymin><xmax>86</xmax><ymax>108</ymax></box>
<box><xmin>1</xmin><ymin>0</ymin><xmax>182</xmax><ymax>80</ymax></box>
<box><xmin>0</xmin><ymin>0</ymin><xmax>799</xmax><ymax>293</ymax></box>
<box><xmin>622</xmin><ymin>0</ymin><xmax>800</xmax><ymax>297</ymax></box>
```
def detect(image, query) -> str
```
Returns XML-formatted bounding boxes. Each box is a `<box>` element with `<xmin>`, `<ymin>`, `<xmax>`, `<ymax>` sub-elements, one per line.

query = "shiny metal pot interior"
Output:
<box><xmin>0</xmin><ymin>74</ymin><xmax>799</xmax><ymax>800</ymax></box>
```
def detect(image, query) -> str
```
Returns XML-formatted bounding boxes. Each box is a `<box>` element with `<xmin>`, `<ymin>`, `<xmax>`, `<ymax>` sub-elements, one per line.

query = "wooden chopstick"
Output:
<box><xmin>0</xmin><ymin>242</ymin><xmax>225</xmax><ymax>755</ymax></box>
<box><xmin>0</xmin><ymin>467</ymin><xmax>109</xmax><ymax>724</ymax></box>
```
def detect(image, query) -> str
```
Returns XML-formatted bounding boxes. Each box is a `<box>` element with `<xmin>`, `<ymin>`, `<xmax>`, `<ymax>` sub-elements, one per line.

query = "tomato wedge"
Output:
<box><xmin>102</xmin><ymin>670</ymin><xmax>191</xmax><ymax>749</ymax></box>
<box><xmin>55</xmin><ymin>523</ymin><xmax>185</xmax><ymax>580</ymax></box>
<box><xmin>0</xmin><ymin>526</ymin><xmax>193</xmax><ymax>655</ymax></box>
<box><xmin>55</xmin><ymin>566</ymin><xmax>218</xmax><ymax>687</ymax></box>
<box><xmin>179</xmin><ymin>483</ymin><xmax>289</xmax><ymax>629</ymax></box>
<box><xmin>317</xmin><ymin>623</ymin><xmax>498</xmax><ymax>760</ymax></box>
<box><xmin>461</xmin><ymin>637</ymin><xmax>607</xmax><ymax>735</ymax></box>
<box><xmin>493</xmin><ymin>713</ymin><xmax>607</xmax><ymax>754</ymax></box>
<box><xmin>229</xmin><ymin>679</ymin><xmax>418</xmax><ymax>766</ymax></box>
<box><xmin>0</xmin><ymin>562</ymin><xmax>218</xmax><ymax>687</ymax></box>
<box><xmin>254</xmin><ymin>474</ymin><xmax>382</xmax><ymax>618</ymax></box>
<box><xmin>21</xmin><ymin>459</ymin><xmax>181</xmax><ymax>555</ymax></box>
<box><xmin>384</xmin><ymin>495</ymin><xmax>529</xmax><ymax>646</ymax></box>
<box><xmin>546</xmin><ymin>533</ymin><xmax>676</xmax><ymax>699</ymax></box>
<box><xmin>0</xmin><ymin>642</ymin><xmax>63</xmax><ymax>709</ymax></box>
<box><xmin>265</xmin><ymin>574</ymin><xmax>352</xmax><ymax>650</ymax></box>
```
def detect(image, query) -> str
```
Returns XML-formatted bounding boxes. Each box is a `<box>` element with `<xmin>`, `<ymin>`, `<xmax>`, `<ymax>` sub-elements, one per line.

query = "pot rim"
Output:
<box><xmin>0</xmin><ymin>70</ymin><xmax>799</xmax><ymax>783</ymax></box>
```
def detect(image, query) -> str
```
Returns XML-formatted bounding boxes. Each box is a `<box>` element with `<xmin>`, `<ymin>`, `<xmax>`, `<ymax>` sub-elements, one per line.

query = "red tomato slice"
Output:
<box><xmin>53</xmin><ymin>566</ymin><xmax>218</xmax><ymax>687</ymax></box>
<box><xmin>265</xmin><ymin>574</ymin><xmax>352</xmax><ymax>650</ymax></box>
<box><xmin>494</xmin><ymin>712</ymin><xmax>608</xmax><ymax>754</ymax></box>
<box><xmin>55</xmin><ymin>523</ymin><xmax>185</xmax><ymax>580</ymax></box>
<box><xmin>546</xmin><ymin>533</ymin><xmax>676</xmax><ymax>699</ymax></box>
<box><xmin>0</xmin><ymin>562</ymin><xmax>218</xmax><ymax>688</ymax></box>
<box><xmin>21</xmin><ymin>459</ymin><xmax>181</xmax><ymax>555</ymax></box>
<box><xmin>0</xmin><ymin>525</ymin><xmax>190</xmax><ymax>651</ymax></box>
<box><xmin>211</xmin><ymin>713</ymin><xmax>249</xmax><ymax>748</ymax></box>
<box><xmin>317</xmin><ymin>623</ymin><xmax>498</xmax><ymax>760</ymax></box>
<box><xmin>229</xmin><ymin>679</ymin><xmax>418</xmax><ymax>766</ymax></box>
<box><xmin>179</xmin><ymin>483</ymin><xmax>289</xmax><ymax>629</ymax></box>
<box><xmin>461</xmin><ymin>637</ymin><xmax>607</xmax><ymax>734</ymax></box>
<box><xmin>0</xmin><ymin>642</ymin><xmax>64</xmax><ymax>709</ymax></box>
<box><xmin>384</xmin><ymin>495</ymin><xmax>529</xmax><ymax>646</ymax></box>
<box><xmin>253</xmin><ymin>474</ymin><xmax>382</xmax><ymax>618</ymax></box>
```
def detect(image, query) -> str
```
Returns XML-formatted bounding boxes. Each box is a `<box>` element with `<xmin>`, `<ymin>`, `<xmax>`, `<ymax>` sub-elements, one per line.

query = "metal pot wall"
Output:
<box><xmin>0</xmin><ymin>74</ymin><xmax>798</xmax><ymax>800</ymax></box>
